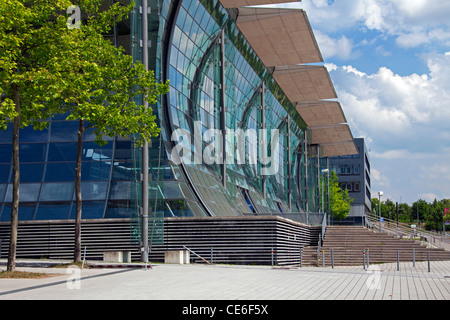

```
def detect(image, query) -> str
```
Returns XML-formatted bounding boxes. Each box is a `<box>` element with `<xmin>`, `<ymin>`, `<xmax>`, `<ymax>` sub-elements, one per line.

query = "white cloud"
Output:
<box><xmin>330</xmin><ymin>52</ymin><xmax>450</xmax><ymax>139</ymax></box>
<box><xmin>290</xmin><ymin>0</ymin><xmax>450</xmax><ymax>203</ymax></box>
<box><xmin>300</xmin><ymin>0</ymin><xmax>450</xmax><ymax>49</ymax></box>
<box><xmin>326</xmin><ymin>52</ymin><xmax>450</xmax><ymax>203</ymax></box>
<box><xmin>314</xmin><ymin>30</ymin><xmax>356</xmax><ymax>60</ymax></box>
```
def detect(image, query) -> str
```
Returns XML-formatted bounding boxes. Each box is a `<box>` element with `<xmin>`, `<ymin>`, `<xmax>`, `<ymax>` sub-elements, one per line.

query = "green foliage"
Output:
<box><xmin>0</xmin><ymin>0</ymin><xmax>74</xmax><ymax>129</ymax></box>
<box><xmin>1</xmin><ymin>0</ymin><xmax>169</xmax><ymax>142</ymax></box>
<box><xmin>327</xmin><ymin>171</ymin><xmax>353</xmax><ymax>221</ymax></box>
<box><xmin>1</xmin><ymin>0</ymin><xmax>169</xmax><ymax>264</ymax></box>
<box><xmin>371</xmin><ymin>197</ymin><xmax>450</xmax><ymax>232</ymax></box>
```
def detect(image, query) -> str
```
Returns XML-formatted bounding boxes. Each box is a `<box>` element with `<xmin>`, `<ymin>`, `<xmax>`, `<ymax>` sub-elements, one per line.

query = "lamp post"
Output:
<box><xmin>378</xmin><ymin>191</ymin><xmax>383</xmax><ymax>233</ymax></box>
<box><xmin>141</xmin><ymin>0</ymin><xmax>149</xmax><ymax>263</ymax></box>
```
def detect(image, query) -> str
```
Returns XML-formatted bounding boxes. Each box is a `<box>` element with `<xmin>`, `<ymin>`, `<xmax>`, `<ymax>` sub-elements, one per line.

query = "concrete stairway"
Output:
<box><xmin>302</xmin><ymin>226</ymin><xmax>450</xmax><ymax>267</ymax></box>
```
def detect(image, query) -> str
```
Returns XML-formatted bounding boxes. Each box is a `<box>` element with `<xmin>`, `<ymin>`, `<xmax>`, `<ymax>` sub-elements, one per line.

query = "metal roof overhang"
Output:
<box><xmin>309</xmin><ymin>124</ymin><xmax>358</xmax><ymax>157</ymax></box>
<box><xmin>273</xmin><ymin>65</ymin><xmax>337</xmax><ymax>102</ymax></box>
<box><xmin>219</xmin><ymin>0</ymin><xmax>300</xmax><ymax>9</ymax></box>
<box><xmin>296</xmin><ymin>101</ymin><xmax>346</xmax><ymax>127</ymax></box>
<box><xmin>320</xmin><ymin>141</ymin><xmax>359</xmax><ymax>158</ymax></box>
<box><xmin>235</xmin><ymin>7</ymin><xmax>323</xmax><ymax>66</ymax></box>
<box><xmin>230</xmin><ymin>6</ymin><xmax>358</xmax><ymax>157</ymax></box>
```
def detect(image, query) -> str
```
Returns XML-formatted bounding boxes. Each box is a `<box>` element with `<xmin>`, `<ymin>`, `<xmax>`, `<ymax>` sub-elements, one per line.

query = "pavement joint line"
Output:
<box><xmin>0</xmin><ymin>268</ymin><xmax>134</xmax><ymax>297</ymax></box>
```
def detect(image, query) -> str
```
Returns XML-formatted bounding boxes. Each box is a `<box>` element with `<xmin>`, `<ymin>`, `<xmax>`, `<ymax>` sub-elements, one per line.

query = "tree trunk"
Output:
<box><xmin>74</xmin><ymin>119</ymin><xmax>84</xmax><ymax>262</ymax></box>
<box><xmin>7</xmin><ymin>84</ymin><xmax>20</xmax><ymax>272</ymax></box>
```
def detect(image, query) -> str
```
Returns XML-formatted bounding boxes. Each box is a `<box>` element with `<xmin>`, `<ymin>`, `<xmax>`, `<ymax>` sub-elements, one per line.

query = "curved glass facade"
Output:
<box><xmin>0</xmin><ymin>0</ymin><xmax>325</xmax><ymax>222</ymax></box>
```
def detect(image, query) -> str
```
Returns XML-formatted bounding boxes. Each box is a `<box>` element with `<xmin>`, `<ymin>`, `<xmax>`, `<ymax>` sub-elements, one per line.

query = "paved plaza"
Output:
<box><xmin>1</xmin><ymin>259</ymin><xmax>450</xmax><ymax>301</ymax></box>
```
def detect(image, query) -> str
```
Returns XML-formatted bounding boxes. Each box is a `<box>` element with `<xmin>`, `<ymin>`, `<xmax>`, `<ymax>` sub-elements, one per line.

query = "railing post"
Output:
<box><xmin>397</xmin><ymin>250</ymin><xmax>400</xmax><ymax>271</ymax></box>
<box><xmin>413</xmin><ymin>248</ymin><xmax>415</xmax><ymax>267</ymax></box>
<box><xmin>271</xmin><ymin>248</ymin><xmax>274</xmax><ymax>267</ymax></box>
<box><xmin>81</xmin><ymin>246</ymin><xmax>86</xmax><ymax>270</ymax></box>
<box><xmin>363</xmin><ymin>250</ymin><xmax>366</xmax><ymax>270</ymax></box>
<box><xmin>428</xmin><ymin>250</ymin><xmax>430</xmax><ymax>273</ymax></box>
<box><xmin>331</xmin><ymin>248</ymin><xmax>334</xmax><ymax>269</ymax></box>
<box><xmin>322</xmin><ymin>250</ymin><xmax>325</xmax><ymax>268</ymax></box>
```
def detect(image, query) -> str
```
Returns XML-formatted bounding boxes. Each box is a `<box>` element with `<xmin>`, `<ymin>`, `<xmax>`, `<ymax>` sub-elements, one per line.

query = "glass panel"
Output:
<box><xmin>4</xmin><ymin>183</ymin><xmax>40</xmax><ymax>202</ymax></box>
<box><xmin>81</xmin><ymin>181</ymin><xmax>107</xmax><ymax>200</ymax></box>
<box><xmin>0</xmin><ymin>184</ymin><xmax>7</xmax><ymax>202</ymax></box>
<box><xmin>82</xmin><ymin>161</ymin><xmax>111</xmax><ymax>181</ymax></box>
<box><xmin>112</xmin><ymin>161</ymin><xmax>134</xmax><ymax>181</ymax></box>
<box><xmin>16</xmin><ymin>163</ymin><xmax>44</xmax><ymax>183</ymax></box>
<box><xmin>35</xmin><ymin>203</ymin><xmax>70</xmax><ymax>220</ymax></box>
<box><xmin>0</xmin><ymin>124</ymin><xmax>13</xmax><ymax>143</ymax></box>
<box><xmin>0</xmin><ymin>165</ymin><xmax>10</xmax><ymax>183</ymax></box>
<box><xmin>105</xmin><ymin>200</ymin><xmax>133</xmax><ymax>218</ymax></box>
<box><xmin>0</xmin><ymin>204</ymin><xmax>35</xmax><ymax>221</ymax></box>
<box><xmin>45</xmin><ymin>162</ymin><xmax>76</xmax><ymax>182</ymax></box>
<box><xmin>47</xmin><ymin>143</ymin><xmax>78</xmax><ymax>162</ymax></box>
<box><xmin>50</xmin><ymin>121</ymin><xmax>78</xmax><ymax>141</ymax></box>
<box><xmin>19</xmin><ymin>126</ymin><xmax>48</xmax><ymax>142</ymax></box>
<box><xmin>109</xmin><ymin>181</ymin><xmax>132</xmax><ymax>200</ymax></box>
<box><xmin>114</xmin><ymin>141</ymin><xmax>132</xmax><ymax>160</ymax></box>
<box><xmin>0</xmin><ymin>144</ymin><xmax>11</xmax><ymax>163</ymax></box>
<box><xmin>82</xmin><ymin>142</ymin><xmax>113</xmax><ymax>161</ymax></box>
<box><xmin>68</xmin><ymin>201</ymin><xmax>104</xmax><ymax>219</ymax></box>
<box><xmin>19</xmin><ymin>143</ymin><xmax>46</xmax><ymax>163</ymax></box>
<box><xmin>39</xmin><ymin>182</ymin><xmax>74</xmax><ymax>201</ymax></box>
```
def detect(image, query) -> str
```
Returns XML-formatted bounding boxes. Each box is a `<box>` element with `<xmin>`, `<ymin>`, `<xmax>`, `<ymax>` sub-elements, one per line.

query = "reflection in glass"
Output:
<box><xmin>39</xmin><ymin>182</ymin><xmax>74</xmax><ymax>201</ymax></box>
<box><xmin>35</xmin><ymin>203</ymin><xmax>70</xmax><ymax>220</ymax></box>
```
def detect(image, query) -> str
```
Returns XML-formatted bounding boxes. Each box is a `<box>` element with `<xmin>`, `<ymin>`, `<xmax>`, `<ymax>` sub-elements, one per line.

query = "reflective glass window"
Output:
<box><xmin>109</xmin><ymin>181</ymin><xmax>132</xmax><ymax>200</ymax></box>
<box><xmin>105</xmin><ymin>200</ymin><xmax>133</xmax><ymax>218</ymax></box>
<box><xmin>39</xmin><ymin>182</ymin><xmax>74</xmax><ymax>201</ymax></box>
<box><xmin>19</xmin><ymin>143</ymin><xmax>46</xmax><ymax>163</ymax></box>
<box><xmin>68</xmin><ymin>201</ymin><xmax>104</xmax><ymax>219</ymax></box>
<box><xmin>35</xmin><ymin>203</ymin><xmax>70</xmax><ymax>220</ymax></box>
<box><xmin>17</xmin><ymin>163</ymin><xmax>44</xmax><ymax>183</ymax></box>
<box><xmin>0</xmin><ymin>144</ymin><xmax>11</xmax><ymax>163</ymax></box>
<box><xmin>81</xmin><ymin>181</ymin><xmax>107</xmax><ymax>200</ymax></box>
<box><xmin>0</xmin><ymin>165</ymin><xmax>10</xmax><ymax>183</ymax></box>
<box><xmin>0</xmin><ymin>125</ymin><xmax>13</xmax><ymax>143</ymax></box>
<box><xmin>4</xmin><ymin>183</ymin><xmax>40</xmax><ymax>202</ymax></box>
<box><xmin>82</xmin><ymin>141</ymin><xmax>113</xmax><ymax>161</ymax></box>
<box><xmin>0</xmin><ymin>184</ymin><xmax>6</xmax><ymax>202</ymax></box>
<box><xmin>0</xmin><ymin>204</ymin><xmax>35</xmax><ymax>221</ymax></box>
<box><xmin>114</xmin><ymin>141</ymin><xmax>132</xmax><ymax>161</ymax></box>
<box><xmin>48</xmin><ymin>143</ymin><xmax>78</xmax><ymax>162</ymax></box>
<box><xmin>82</xmin><ymin>161</ymin><xmax>111</xmax><ymax>181</ymax></box>
<box><xmin>19</xmin><ymin>126</ymin><xmax>48</xmax><ymax>142</ymax></box>
<box><xmin>50</xmin><ymin>121</ymin><xmax>78</xmax><ymax>141</ymax></box>
<box><xmin>45</xmin><ymin>162</ymin><xmax>75</xmax><ymax>182</ymax></box>
<box><xmin>112</xmin><ymin>161</ymin><xmax>134</xmax><ymax>181</ymax></box>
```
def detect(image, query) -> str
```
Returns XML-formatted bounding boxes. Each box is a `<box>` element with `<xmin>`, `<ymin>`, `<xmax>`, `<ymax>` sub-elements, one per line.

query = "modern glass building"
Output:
<box><xmin>329</xmin><ymin>138</ymin><xmax>372</xmax><ymax>222</ymax></box>
<box><xmin>0</xmin><ymin>0</ymin><xmax>357</xmax><ymax>224</ymax></box>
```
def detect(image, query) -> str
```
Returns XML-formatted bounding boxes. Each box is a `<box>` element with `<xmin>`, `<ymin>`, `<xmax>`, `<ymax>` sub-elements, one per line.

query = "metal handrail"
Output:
<box><xmin>364</xmin><ymin>213</ymin><xmax>450</xmax><ymax>250</ymax></box>
<box><xmin>317</xmin><ymin>213</ymin><xmax>327</xmax><ymax>266</ymax></box>
<box><xmin>183</xmin><ymin>246</ymin><xmax>211</xmax><ymax>265</ymax></box>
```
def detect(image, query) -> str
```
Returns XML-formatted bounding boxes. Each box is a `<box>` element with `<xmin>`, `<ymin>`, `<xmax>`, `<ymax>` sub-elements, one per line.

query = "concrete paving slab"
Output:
<box><xmin>1</xmin><ymin>259</ymin><xmax>449</xmax><ymax>301</ymax></box>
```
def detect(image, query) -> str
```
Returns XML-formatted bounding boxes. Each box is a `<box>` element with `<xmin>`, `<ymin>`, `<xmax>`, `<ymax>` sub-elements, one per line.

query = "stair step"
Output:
<box><xmin>300</xmin><ymin>226</ymin><xmax>450</xmax><ymax>267</ymax></box>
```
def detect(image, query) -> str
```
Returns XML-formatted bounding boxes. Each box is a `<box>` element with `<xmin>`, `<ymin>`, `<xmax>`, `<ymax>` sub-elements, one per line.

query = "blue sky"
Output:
<box><xmin>271</xmin><ymin>0</ymin><xmax>450</xmax><ymax>204</ymax></box>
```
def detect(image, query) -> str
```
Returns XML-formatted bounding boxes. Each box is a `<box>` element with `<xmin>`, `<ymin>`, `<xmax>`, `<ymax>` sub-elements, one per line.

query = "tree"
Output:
<box><xmin>383</xmin><ymin>199</ymin><xmax>396</xmax><ymax>220</ymax></box>
<box><xmin>426</xmin><ymin>199</ymin><xmax>445</xmax><ymax>232</ymax></box>
<box><xmin>412</xmin><ymin>199</ymin><xmax>429</xmax><ymax>224</ymax></box>
<box><xmin>328</xmin><ymin>171</ymin><xmax>353</xmax><ymax>221</ymax></box>
<box><xmin>1</xmin><ymin>0</ymin><xmax>169</xmax><ymax>266</ymax></box>
<box><xmin>56</xmin><ymin>0</ymin><xmax>169</xmax><ymax>262</ymax></box>
<box><xmin>0</xmin><ymin>0</ymin><xmax>77</xmax><ymax>271</ymax></box>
